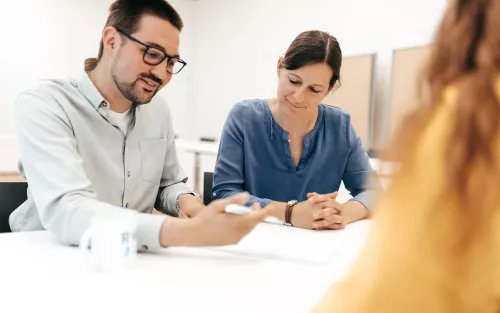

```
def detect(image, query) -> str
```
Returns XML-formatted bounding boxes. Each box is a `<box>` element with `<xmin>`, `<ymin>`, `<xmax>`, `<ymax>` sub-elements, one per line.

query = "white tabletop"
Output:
<box><xmin>0</xmin><ymin>220</ymin><xmax>371</xmax><ymax>313</ymax></box>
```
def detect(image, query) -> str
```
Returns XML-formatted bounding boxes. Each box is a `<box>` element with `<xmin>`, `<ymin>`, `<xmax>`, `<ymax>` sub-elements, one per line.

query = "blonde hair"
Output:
<box><xmin>392</xmin><ymin>0</ymin><xmax>500</xmax><ymax>245</ymax></box>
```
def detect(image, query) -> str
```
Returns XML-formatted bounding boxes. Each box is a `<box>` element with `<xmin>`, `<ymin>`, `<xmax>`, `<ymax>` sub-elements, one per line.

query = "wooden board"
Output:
<box><xmin>0</xmin><ymin>173</ymin><xmax>26</xmax><ymax>182</ymax></box>
<box><xmin>322</xmin><ymin>54</ymin><xmax>375</xmax><ymax>146</ymax></box>
<box><xmin>389</xmin><ymin>46</ymin><xmax>431</xmax><ymax>137</ymax></box>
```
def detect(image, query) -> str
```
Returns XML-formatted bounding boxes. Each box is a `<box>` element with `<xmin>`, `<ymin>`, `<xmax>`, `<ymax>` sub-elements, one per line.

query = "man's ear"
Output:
<box><xmin>102</xmin><ymin>26</ymin><xmax>120</xmax><ymax>56</ymax></box>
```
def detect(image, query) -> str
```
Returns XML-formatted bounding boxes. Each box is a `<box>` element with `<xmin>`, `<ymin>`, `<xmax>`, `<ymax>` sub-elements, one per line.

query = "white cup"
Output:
<box><xmin>79</xmin><ymin>213</ymin><xmax>137</xmax><ymax>271</ymax></box>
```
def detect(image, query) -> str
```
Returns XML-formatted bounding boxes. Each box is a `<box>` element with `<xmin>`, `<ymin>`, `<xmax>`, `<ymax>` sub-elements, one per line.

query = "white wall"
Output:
<box><xmin>188</xmin><ymin>0</ymin><xmax>448</xmax><ymax>143</ymax></box>
<box><xmin>157</xmin><ymin>0</ymin><xmax>197</xmax><ymax>140</ymax></box>
<box><xmin>0</xmin><ymin>0</ymin><xmax>114</xmax><ymax>170</ymax></box>
<box><xmin>0</xmin><ymin>0</ymin><xmax>112</xmax><ymax>135</ymax></box>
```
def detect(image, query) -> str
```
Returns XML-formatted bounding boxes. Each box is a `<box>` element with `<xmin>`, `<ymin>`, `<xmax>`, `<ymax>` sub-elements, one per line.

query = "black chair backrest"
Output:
<box><xmin>203</xmin><ymin>172</ymin><xmax>214</xmax><ymax>205</ymax></box>
<box><xmin>0</xmin><ymin>182</ymin><xmax>28</xmax><ymax>233</ymax></box>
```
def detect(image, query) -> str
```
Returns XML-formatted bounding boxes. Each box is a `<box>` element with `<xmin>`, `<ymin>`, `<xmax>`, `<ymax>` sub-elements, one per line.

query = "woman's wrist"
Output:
<box><xmin>267</xmin><ymin>201</ymin><xmax>288</xmax><ymax>221</ymax></box>
<box><xmin>342</xmin><ymin>200</ymin><xmax>370</xmax><ymax>224</ymax></box>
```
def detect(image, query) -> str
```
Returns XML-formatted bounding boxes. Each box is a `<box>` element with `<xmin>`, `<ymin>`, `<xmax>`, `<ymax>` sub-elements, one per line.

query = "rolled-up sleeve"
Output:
<box><xmin>343</xmin><ymin>119</ymin><xmax>382</xmax><ymax>211</ymax></box>
<box><xmin>212</xmin><ymin>104</ymin><xmax>272</xmax><ymax>208</ymax></box>
<box><xmin>15</xmin><ymin>91</ymin><xmax>166</xmax><ymax>252</ymax></box>
<box><xmin>155</xmin><ymin>99</ymin><xmax>192</xmax><ymax>216</ymax></box>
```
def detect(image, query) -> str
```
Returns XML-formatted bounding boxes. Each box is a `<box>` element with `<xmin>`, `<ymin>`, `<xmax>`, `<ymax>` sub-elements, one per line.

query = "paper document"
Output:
<box><xmin>209</xmin><ymin>222</ymin><xmax>347</xmax><ymax>265</ymax></box>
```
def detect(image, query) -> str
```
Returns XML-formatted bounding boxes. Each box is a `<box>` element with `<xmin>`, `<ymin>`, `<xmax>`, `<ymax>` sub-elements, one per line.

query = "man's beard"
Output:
<box><xmin>111</xmin><ymin>71</ymin><xmax>159</xmax><ymax>105</ymax></box>
<box><xmin>110</xmin><ymin>52</ymin><xmax>162</xmax><ymax>104</ymax></box>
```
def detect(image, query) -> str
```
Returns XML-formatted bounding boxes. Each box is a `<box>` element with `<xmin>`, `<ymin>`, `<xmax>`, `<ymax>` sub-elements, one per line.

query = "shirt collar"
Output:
<box><xmin>76</xmin><ymin>58</ymin><xmax>107</xmax><ymax>110</ymax></box>
<box><xmin>266</xmin><ymin>101</ymin><xmax>324</xmax><ymax>143</ymax></box>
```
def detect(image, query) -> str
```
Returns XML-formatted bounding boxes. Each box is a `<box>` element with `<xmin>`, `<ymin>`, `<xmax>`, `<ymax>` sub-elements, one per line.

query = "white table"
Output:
<box><xmin>0</xmin><ymin>220</ymin><xmax>371</xmax><ymax>313</ymax></box>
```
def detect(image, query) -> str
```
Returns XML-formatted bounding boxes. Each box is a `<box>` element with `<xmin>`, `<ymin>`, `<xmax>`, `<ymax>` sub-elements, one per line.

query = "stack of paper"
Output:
<box><xmin>209</xmin><ymin>222</ymin><xmax>347</xmax><ymax>265</ymax></box>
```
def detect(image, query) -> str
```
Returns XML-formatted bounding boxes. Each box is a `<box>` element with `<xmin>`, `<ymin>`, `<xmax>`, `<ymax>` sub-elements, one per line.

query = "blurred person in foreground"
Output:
<box><xmin>314</xmin><ymin>0</ymin><xmax>500</xmax><ymax>311</ymax></box>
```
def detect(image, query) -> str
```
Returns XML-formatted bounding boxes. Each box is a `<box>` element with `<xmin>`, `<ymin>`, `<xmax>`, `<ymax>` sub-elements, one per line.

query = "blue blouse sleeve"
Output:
<box><xmin>343</xmin><ymin>118</ymin><xmax>382</xmax><ymax>211</ymax></box>
<box><xmin>212</xmin><ymin>103</ymin><xmax>272</xmax><ymax>208</ymax></box>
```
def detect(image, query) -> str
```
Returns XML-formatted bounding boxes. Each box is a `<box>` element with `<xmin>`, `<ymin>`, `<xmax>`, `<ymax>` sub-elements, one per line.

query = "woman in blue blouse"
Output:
<box><xmin>212</xmin><ymin>30</ymin><xmax>381</xmax><ymax>230</ymax></box>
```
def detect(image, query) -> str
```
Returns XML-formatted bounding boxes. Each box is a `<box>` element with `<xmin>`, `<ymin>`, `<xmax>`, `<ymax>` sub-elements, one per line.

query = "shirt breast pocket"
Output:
<box><xmin>139</xmin><ymin>138</ymin><xmax>167</xmax><ymax>184</ymax></box>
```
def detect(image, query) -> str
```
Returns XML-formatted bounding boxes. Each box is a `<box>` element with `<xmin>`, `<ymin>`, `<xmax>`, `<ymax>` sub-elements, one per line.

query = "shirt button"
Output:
<box><xmin>141</xmin><ymin>245</ymin><xmax>149</xmax><ymax>251</ymax></box>
<box><xmin>125</xmin><ymin>203</ymin><xmax>129</xmax><ymax>208</ymax></box>
<box><xmin>127</xmin><ymin>171</ymin><xmax>131</xmax><ymax>177</ymax></box>
<box><xmin>102</xmin><ymin>101</ymin><xmax>107</xmax><ymax>107</ymax></box>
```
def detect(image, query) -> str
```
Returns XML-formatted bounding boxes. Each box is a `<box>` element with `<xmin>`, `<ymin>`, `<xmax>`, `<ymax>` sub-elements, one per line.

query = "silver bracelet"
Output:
<box><xmin>176</xmin><ymin>191</ymin><xmax>202</xmax><ymax>212</ymax></box>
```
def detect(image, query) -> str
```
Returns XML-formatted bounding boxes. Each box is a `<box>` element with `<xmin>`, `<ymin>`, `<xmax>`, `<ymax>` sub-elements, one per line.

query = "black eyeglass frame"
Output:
<box><xmin>116</xmin><ymin>28</ymin><xmax>187</xmax><ymax>74</ymax></box>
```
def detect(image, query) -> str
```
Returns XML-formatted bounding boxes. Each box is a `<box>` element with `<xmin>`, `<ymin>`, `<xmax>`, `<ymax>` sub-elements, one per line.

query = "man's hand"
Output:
<box><xmin>177</xmin><ymin>193</ymin><xmax>204</xmax><ymax>218</ymax></box>
<box><xmin>160</xmin><ymin>193</ymin><xmax>271</xmax><ymax>247</ymax></box>
<box><xmin>307</xmin><ymin>192</ymin><xmax>370</xmax><ymax>230</ymax></box>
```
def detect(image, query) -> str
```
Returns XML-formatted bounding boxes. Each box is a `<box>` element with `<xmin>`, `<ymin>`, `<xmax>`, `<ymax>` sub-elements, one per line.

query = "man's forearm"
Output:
<box><xmin>157</xmin><ymin>182</ymin><xmax>192</xmax><ymax>215</ymax></box>
<box><xmin>160</xmin><ymin>217</ymin><xmax>197</xmax><ymax>247</ymax></box>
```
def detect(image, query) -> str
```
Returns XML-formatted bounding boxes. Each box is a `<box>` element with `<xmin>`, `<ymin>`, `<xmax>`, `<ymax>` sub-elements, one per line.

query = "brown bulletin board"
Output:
<box><xmin>323</xmin><ymin>54</ymin><xmax>375</xmax><ymax>146</ymax></box>
<box><xmin>389</xmin><ymin>46</ymin><xmax>431</xmax><ymax>137</ymax></box>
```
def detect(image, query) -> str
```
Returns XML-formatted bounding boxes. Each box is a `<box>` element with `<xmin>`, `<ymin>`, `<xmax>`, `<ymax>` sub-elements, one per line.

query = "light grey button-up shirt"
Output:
<box><xmin>9</xmin><ymin>60</ymin><xmax>192</xmax><ymax>252</ymax></box>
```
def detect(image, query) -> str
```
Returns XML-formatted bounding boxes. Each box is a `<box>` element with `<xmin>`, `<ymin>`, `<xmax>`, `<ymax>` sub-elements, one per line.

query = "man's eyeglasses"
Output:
<box><xmin>116</xmin><ymin>28</ymin><xmax>187</xmax><ymax>74</ymax></box>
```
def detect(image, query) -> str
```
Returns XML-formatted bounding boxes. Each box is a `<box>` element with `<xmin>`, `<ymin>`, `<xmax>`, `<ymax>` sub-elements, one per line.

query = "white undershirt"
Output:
<box><xmin>107</xmin><ymin>107</ymin><xmax>132</xmax><ymax>136</ymax></box>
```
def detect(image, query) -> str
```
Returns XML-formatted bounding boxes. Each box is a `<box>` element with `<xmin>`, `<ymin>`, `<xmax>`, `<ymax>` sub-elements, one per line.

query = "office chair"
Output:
<box><xmin>0</xmin><ymin>182</ymin><xmax>28</xmax><ymax>233</ymax></box>
<box><xmin>203</xmin><ymin>172</ymin><xmax>214</xmax><ymax>205</ymax></box>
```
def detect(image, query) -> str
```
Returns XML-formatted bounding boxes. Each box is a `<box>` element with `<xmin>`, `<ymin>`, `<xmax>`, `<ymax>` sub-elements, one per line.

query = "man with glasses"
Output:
<box><xmin>10</xmin><ymin>0</ymin><xmax>269</xmax><ymax>251</ymax></box>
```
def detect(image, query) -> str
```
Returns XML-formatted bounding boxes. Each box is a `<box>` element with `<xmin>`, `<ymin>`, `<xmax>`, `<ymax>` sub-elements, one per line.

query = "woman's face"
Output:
<box><xmin>276</xmin><ymin>60</ymin><xmax>333</xmax><ymax>117</ymax></box>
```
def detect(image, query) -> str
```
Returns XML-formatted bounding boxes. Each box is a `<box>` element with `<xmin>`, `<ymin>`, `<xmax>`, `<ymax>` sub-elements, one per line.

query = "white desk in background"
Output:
<box><xmin>175</xmin><ymin>139</ymin><xmax>219</xmax><ymax>194</ymax></box>
<box><xmin>175</xmin><ymin>139</ymin><xmax>219</xmax><ymax>156</ymax></box>
<box><xmin>0</xmin><ymin>220</ymin><xmax>371</xmax><ymax>313</ymax></box>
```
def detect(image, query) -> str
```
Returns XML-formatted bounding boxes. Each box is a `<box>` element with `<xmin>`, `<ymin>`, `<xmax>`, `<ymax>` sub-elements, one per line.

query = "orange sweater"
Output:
<box><xmin>314</xmin><ymin>87</ymin><xmax>500</xmax><ymax>312</ymax></box>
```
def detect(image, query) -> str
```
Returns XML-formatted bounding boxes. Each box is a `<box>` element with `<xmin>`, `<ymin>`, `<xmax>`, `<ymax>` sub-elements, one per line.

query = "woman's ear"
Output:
<box><xmin>324</xmin><ymin>81</ymin><xmax>336</xmax><ymax>97</ymax></box>
<box><xmin>328</xmin><ymin>79</ymin><xmax>340</xmax><ymax>93</ymax></box>
<box><xmin>277</xmin><ymin>57</ymin><xmax>284</xmax><ymax>76</ymax></box>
